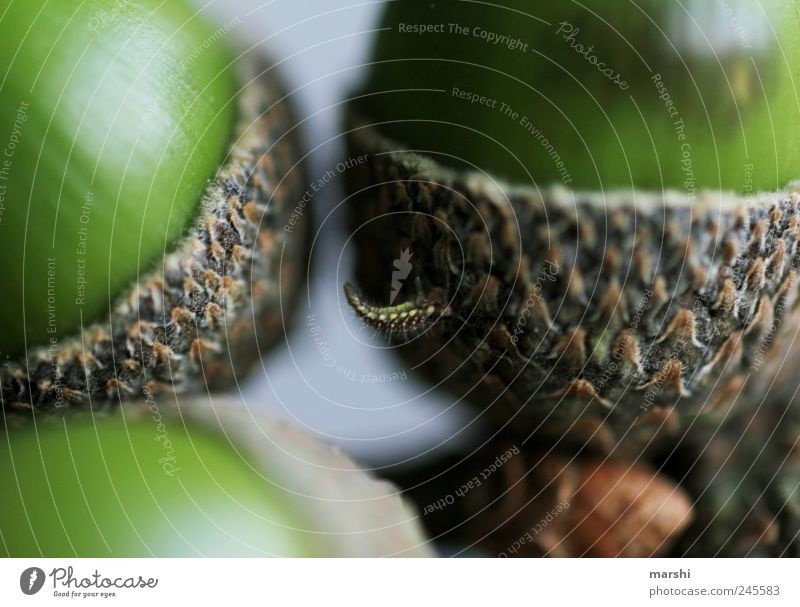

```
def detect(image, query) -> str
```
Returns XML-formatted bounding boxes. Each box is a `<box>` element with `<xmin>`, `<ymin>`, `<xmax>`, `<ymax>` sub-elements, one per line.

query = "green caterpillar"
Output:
<box><xmin>344</xmin><ymin>283</ymin><xmax>452</xmax><ymax>337</ymax></box>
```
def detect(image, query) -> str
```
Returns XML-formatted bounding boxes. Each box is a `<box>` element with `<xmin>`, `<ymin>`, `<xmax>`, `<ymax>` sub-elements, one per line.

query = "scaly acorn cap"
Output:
<box><xmin>1</xmin><ymin>57</ymin><xmax>310</xmax><ymax>412</ymax></box>
<box><xmin>343</xmin><ymin>0</ymin><xmax>800</xmax><ymax>451</ymax></box>
<box><xmin>345</xmin><ymin>128</ymin><xmax>800</xmax><ymax>449</ymax></box>
<box><xmin>345</xmin><ymin>2</ymin><xmax>800</xmax><ymax>556</ymax></box>
<box><xmin>379</xmin><ymin>329</ymin><xmax>800</xmax><ymax>558</ymax></box>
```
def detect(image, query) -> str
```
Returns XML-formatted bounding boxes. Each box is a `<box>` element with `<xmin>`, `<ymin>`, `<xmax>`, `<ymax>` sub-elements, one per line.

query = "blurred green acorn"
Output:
<box><xmin>345</xmin><ymin>0</ymin><xmax>800</xmax><ymax>447</ymax></box>
<box><xmin>357</xmin><ymin>0</ymin><xmax>800</xmax><ymax>192</ymax></box>
<box><xmin>0</xmin><ymin>397</ymin><xmax>431</xmax><ymax>557</ymax></box>
<box><xmin>0</xmin><ymin>0</ymin><xmax>310</xmax><ymax>410</ymax></box>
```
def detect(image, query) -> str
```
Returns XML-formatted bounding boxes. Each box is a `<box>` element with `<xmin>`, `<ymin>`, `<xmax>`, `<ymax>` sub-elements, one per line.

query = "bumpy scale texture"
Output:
<box><xmin>346</xmin><ymin>118</ymin><xmax>800</xmax><ymax>453</ymax></box>
<box><xmin>0</xmin><ymin>59</ymin><xmax>309</xmax><ymax>413</ymax></box>
<box><xmin>347</xmin><ymin>115</ymin><xmax>800</xmax><ymax>557</ymax></box>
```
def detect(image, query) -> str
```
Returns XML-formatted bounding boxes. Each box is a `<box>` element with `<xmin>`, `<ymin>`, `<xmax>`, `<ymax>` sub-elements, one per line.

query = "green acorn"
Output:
<box><xmin>357</xmin><ymin>0</ymin><xmax>800</xmax><ymax>192</ymax></box>
<box><xmin>0</xmin><ymin>397</ymin><xmax>431</xmax><ymax>557</ymax></box>
<box><xmin>345</xmin><ymin>0</ymin><xmax>800</xmax><ymax>447</ymax></box>
<box><xmin>0</xmin><ymin>1</ymin><xmax>310</xmax><ymax>410</ymax></box>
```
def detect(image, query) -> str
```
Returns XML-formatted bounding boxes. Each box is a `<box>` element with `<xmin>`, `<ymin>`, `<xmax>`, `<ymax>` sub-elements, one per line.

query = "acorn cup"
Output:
<box><xmin>344</xmin><ymin>0</ymin><xmax>800</xmax><ymax>450</ymax></box>
<box><xmin>0</xmin><ymin>0</ymin><xmax>310</xmax><ymax>412</ymax></box>
<box><xmin>0</xmin><ymin>395</ymin><xmax>432</xmax><ymax>557</ymax></box>
<box><xmin>344</xmin><ymin>0</ymin><xmax>800</xmax><ymax>557</ymax></box>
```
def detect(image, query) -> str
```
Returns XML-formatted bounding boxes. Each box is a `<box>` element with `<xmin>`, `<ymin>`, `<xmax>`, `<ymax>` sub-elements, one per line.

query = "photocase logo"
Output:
<box><xmin>20</xmin><ymin>567</ymin><xmax>45</xmax><ymax>595</ymax></box>
<box><xmin>390</xmin><ymin>247</ymin><xmax>413</xmax><ymax>304</ymax></box>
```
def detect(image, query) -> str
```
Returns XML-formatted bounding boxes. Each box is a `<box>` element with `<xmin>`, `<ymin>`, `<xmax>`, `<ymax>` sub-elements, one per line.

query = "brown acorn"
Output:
<box><xmin>390</xmin><ymin>440</ymin><xmax>693</xmax><ymax>557</ymax></box>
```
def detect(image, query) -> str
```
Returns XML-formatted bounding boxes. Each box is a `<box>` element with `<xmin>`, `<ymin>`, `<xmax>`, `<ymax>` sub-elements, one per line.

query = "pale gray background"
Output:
<box><xmin>199</xmin><ymin>0</ymin><xmax>476</xmax><ymax>468</ymax></box>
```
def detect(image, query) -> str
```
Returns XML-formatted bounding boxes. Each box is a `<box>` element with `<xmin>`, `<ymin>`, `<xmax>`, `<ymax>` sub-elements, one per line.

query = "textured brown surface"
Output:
<box><xmin>346</xmin><ymin>114</ymin><xmax>800</xmax><ymax>452</ymax></box>
<box><xmin>0</xmin><ymin>58</ymin><xmax>310</xmax><ymax>412</ymax></box>
<box><xmin>346</xmin><ymin>112</ymin><xmax>800</xmax><ymax>557</ymax></box>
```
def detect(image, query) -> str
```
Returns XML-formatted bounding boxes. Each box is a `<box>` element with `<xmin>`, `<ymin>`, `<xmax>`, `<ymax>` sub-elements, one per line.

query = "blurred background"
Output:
<box><xmin>198</xmin><ymin>0</ymin><xmax>477</xmax><ymax>469</ymax></box>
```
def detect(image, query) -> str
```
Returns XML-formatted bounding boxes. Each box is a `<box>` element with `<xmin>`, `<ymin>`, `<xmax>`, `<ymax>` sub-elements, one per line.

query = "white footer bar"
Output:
<box><xmin>1</xmin><ymin>558</ymin><xmax>797</xmax><ymax>606</ymax></box>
